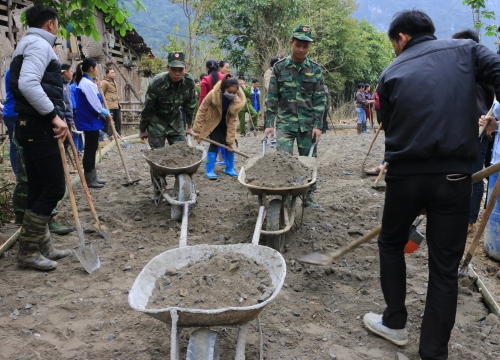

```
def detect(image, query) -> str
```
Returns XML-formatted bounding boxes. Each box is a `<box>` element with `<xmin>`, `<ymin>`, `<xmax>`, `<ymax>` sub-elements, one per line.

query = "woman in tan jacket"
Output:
<box><xmin>193</xmin><ymin>75</ymin><xmax>246</xmax><ymax>179</ymax></box>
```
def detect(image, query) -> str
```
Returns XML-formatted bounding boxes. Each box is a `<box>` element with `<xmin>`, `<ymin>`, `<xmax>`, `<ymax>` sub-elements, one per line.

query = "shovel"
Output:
<box><xmin>371</xmin><ymin>162</ymin><xmax>388</xmax><ymax>190</ymax></box>
<box><xmin>67</xmin><ymin>135</ymin><xmax>110</xmax><ymax>239</ymax></box>
<box><xmin>200</xmin><ymin>137</ymin><xmax>250</xmax><ymax>158</ymax></box>
<box><xmin>58</xmin><ymin>138</ymin><xmax>100</xmax><ymax>274</ymax></box>
<box><xmin>298</xmin><ymin>161</ymin><xmax>500</xmax><ymax>266</ymax></box>
<box><xmin>98</xmin><ymin>88</ymin><xmax>140</xmax><ymax>186</ymax></box>
<box><xmin>361</xmin><ymin>124</ymin><xmax>383</xmax><ymax>178</ymax></box>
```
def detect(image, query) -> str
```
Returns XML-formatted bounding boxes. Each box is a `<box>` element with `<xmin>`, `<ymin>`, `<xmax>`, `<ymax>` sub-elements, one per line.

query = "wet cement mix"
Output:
<box><xmin>148</xmin><ymin>253</ymin><xmax>272</xmax><ymax>309</ymax></box>
<box><xmin>245</xmin><ymin>151</ymin><xmax>313</xmax><ymax>188</ymax></box>
<box><xmin>144</xmin><ymin>142</ymin><xmax>202</xmax><ymax>168</ymax></box>
<box><xmin>1</xmin><ymin>131</ymin><xmax>499</xmax><ymax>359</ymax></box>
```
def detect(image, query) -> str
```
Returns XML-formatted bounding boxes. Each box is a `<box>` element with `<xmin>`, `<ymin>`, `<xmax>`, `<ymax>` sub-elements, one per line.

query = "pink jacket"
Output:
<box><xmin>199</xmin><ymin>72</ymin><xmax>225</xmax><ymax>106</ymax></box>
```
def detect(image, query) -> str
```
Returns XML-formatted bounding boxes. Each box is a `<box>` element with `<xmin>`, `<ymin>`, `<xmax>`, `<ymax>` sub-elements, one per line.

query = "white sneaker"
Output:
<box><xmin>363</xmin><ymin>313</ymin><xmax>408</xmax><ymax>346</ymax></box>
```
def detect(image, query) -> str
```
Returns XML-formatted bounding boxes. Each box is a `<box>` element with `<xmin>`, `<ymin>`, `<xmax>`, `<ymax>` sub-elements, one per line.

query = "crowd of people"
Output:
<box><xmin>3</xmin><ymin>5</ymin><xmax>500</xmax><ymax>360</ymax></box>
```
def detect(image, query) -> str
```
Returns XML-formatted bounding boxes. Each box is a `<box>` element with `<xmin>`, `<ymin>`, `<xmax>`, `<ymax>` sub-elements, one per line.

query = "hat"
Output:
<box><xmin>168</xmin><ymin>51</ymin><xmax>186</xmax><ymax>67</ymax></box>
<box><xmin>292</xmin><ymin>25</ymin><xmax>313</xmax><ymax>42</ymax></box>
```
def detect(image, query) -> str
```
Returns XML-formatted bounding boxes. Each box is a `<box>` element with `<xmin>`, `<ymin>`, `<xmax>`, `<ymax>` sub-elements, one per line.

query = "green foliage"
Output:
<box><xmin>462</xmin><ymin>0</ymin><xmax>496</xmax><ymax>36</ymax></box>
<box><xmin>201</xmin><ymin>0</ymin><xmax>301</xmax><ymax>72</ymax></box>
<box><xmin>137</xmin><ymin>55</ymin><xmax>168</xmax><ymax>77</ymax></box>
<box><xmin>26</xmin><ymin>0</ymin><xmax>146</xmax><ymax>40</ymax></box>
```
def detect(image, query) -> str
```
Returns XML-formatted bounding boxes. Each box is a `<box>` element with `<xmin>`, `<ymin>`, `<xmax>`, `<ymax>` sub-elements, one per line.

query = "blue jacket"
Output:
<box><xmin>3</xmin><ymin>69</ymin><xmax>18</xmax><ymax>120</ymax></box>
<box><xmin>70</xmin><ymin>82</ymin><xmax>77</xmax><ymax>111</ymax></box>
<box><xmin>75</xmin><ymin>74</ymin><xmax>105</xmax><ymax>131</ymax></box>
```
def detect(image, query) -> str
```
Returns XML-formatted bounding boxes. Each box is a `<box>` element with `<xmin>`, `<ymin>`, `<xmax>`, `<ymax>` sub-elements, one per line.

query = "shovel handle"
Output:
<box><xmin>478</xmin><ymin>107</ymin><xmax>494</xmax><ymax>138</ymax></box>
<box><xmin>58</xmin><ymin>138</ymin><xmax>83</xmax><ymax>245</ymax></box>
<box><xmin>67</xmin><ymin>135</ymin><xmax>101</xmax><ymax>227</ymax></box>
<box><xmin>98</xmin><ymin>88</ymin><xmax>133</xmax><ymax>182</ymax></box>
<box><xmin>200</xmin><ymin>137</ymin><xmax>250</xmax><ymax>158</ymax></box>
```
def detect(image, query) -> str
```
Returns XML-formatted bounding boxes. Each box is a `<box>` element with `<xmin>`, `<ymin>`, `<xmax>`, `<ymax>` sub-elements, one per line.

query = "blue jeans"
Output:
<box><xmin>469</xmin><ymin>135</ymin><xmax>489</xmax><ymax>223</ymax></box>
<box><xmin>3</xmin><ymin>116</ymin><xmax>18</xmax><ymax>175</ymax></box>
<box><xmin>356</xmin><ymin>108</ymin><xmax>366</xmax><ymax>124</ymax></box>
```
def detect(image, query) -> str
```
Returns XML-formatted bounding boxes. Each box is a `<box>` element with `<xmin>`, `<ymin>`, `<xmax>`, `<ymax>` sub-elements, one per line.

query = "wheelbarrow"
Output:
<box><xmin>128</xmin><ymin>206</ymin><xmax>286</xmax><ymax>360</ymax></box>
<box><xmin>238</xmin><ymin>142</ymin><xmax>317</xmax><ymax>253</ymax></box>
<box><xmin>142</xmin><ymin>137</ymin><xmax>206</xmax><ymax>221</ymax></box>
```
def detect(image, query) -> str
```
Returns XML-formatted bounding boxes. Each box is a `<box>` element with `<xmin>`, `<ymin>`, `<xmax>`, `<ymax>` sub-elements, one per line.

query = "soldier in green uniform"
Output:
<box><xmin>237</xmin><ymin>76</ymin><xmax>259</xmax><ymax>136</ymax></box>
<box><xmin>139</xmin><ymin>51</ymin><xmax>197</xmax><ymax>148</ymax></box>
<box><xmin>265</xmin><ymin>25</ymin><xmax>325</xmax><ymax>208</ymax></box>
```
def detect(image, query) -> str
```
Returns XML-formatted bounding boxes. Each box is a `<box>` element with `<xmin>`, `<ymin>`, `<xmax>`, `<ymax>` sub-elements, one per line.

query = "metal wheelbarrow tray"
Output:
<box><xmin>142</xmin><ymin>145</ymin><xmax>207</xmax><ymax>177</ymax></box>
<box><xmin>128</xmin><ymin>243</ymin><xmax>286</xmax><ymax>327</ymax></box>
<box><xmin>237</xmin><ymin>155</ymin><xmax>317</xmax><ymax>197</ymax></box>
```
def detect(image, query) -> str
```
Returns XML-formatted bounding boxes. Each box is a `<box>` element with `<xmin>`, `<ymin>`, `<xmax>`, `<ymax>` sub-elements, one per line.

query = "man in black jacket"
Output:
<box><xmin>363</xmin><ymin>10</ymin><xmax>500</xmax><ymax>360</ymax></box>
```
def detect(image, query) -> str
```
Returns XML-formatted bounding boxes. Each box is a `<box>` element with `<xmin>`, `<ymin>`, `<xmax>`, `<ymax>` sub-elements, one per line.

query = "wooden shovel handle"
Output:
<box><xmin>98</xmin><ymin>88</ymin><xmax>132</xmax><ymax>182</ymax></box>
<box><xmin>200</xmin><ymin>137</ymin><xmax>250</xmax><ymax>158</ymax></box>
<box><xmin>58</xmin><ymin>139</ymin><xmax>82</xmax><ymax>234</ymax></box>
<box><xmin>478</xmin><ymin>107</ymin><xmax>494</xmax><ymax>137</ymax></box>
<box><xmin>67</xmin><ymin>135</ymin><xmax>100</xmax><ymax>226</ymax></box>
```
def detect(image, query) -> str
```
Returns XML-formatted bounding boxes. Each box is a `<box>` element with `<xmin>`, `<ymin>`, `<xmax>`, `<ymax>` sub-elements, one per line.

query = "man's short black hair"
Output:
<box><xmin>61</xmin><ymin>63</ymin><xmax>71</xmax><ymax>71</ymax></box>
<box><xmin>270</xmin><ymin>57</ymin><xmax>279</xmax><ymax>67</ymax></box>
<box><xmin>238</xmin><ymin>76</ymin><xmax>246</xmax><ymax>81</ymax></box>
<box><xmin>105</xmin><ymin>68</ymin><xmax>113</xmax><ymax>74</ymax></box>
<box><xmin>387</xmin><ymin>10</ymin><xmax>435</xmax><ymax>41</ymax></box>
<box><xmin>452</xmin><ymin>29</ymin><xmax>479</xmax><ymax>43</ymax></box>
<box><xmin>363</xmin><ymin>84</ymin><xmax>370</xmax><ymax>89</ymax></box>
<box><xmin>25</xmin><ymin>5</ymin><xmax>58</xmax><ymax>29</ymax></box>
<box><xmin>357</xmin><ymin>83</ymin><xmax>365</xmax><ymax>89</ymax></box>
<box><xmin>199</xmin><ymin>73</ymin><xmax>207</xmax><ymax>81</ymax></box>
<box><xmin>252</xmin><ymin>79</ymin><xmax>259</xmax><ymax>83</ymax></box>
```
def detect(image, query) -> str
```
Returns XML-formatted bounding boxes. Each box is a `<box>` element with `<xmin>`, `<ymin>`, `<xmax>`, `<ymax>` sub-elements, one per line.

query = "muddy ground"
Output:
<box><xmin>1</xmin><ymin>129</ymin><xmax>500</xmax><ymax>360</ymax></box>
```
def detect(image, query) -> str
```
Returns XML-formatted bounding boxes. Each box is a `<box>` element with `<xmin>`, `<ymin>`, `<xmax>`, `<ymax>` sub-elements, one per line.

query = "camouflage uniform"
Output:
<box><xmin>265</xmin><ymin>57</ymin><xmax>325</xmax><ymax>156</ymax></box>
<box><xmin>238</xmin><ymin>86</ymin><xmax>259</xmax><ymax>135</ymax></box>
<box><xmin>140</xmin><ymin>52</ymin><xmax>197</xmax><ymax>149</ymax></box>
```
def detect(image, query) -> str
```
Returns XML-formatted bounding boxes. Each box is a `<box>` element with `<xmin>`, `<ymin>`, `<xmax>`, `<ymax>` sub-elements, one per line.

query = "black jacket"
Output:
<box><xmin>378</xmin><ymin>35</ymin><xmax>500</xmax><ymax>175</ymax></box>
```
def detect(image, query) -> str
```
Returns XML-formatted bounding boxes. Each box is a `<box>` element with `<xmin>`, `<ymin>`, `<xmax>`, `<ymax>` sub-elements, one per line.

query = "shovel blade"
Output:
<box><xmin>122</xmin><ymin>179</ymin><xmax>140</xmax><ymax>187</ymax></box>
<box><xmin>297</xmin><ymin>251</ymin><xmax>332</xmax><ymax>266</ymax></box>
<box><xmin>93</xmin><ymin>223</ymin><xmax>110</xmax><ymax>240</ymax></box>
<box><xmin>73</xmin><ymin>242</ymin><xmax>101</xmax><ymax>274</ymax></box>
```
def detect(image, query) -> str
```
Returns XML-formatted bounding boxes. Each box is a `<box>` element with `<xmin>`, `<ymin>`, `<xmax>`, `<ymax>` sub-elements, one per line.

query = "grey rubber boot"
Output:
<box><xmin>40</xmin><ymin>226</ymin><xmax>72</xmax><ymax>260</ymax></box>
<box><xmin>85</xmin><ymin>170</ymin><xmax>104</xmax><ymax>188</ymax></box>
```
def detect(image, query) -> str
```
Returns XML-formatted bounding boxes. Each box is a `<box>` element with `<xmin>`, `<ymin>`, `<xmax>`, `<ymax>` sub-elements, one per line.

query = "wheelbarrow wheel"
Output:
<box><xmin>171</xmin><ymin>173</ymin><xmax>193</xmax><ymax>221</ymax></box>
<box><xmin>266</xmin><ymin>199</ymin><xmax>286</xmax><ymax>253</ymax></box>
<box><xmin>186</xmin><ymin>328</ymin><xmax>220</xmax><ymax>360</ymax></box>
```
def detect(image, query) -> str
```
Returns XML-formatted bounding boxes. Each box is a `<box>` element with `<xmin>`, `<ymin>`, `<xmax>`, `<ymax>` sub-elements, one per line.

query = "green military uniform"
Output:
<box><xmin>265</xmin><ymin>25</ymin><xmax>325</xmax><ymax>207</ymax></box>
<box><xmin>265</xmin><ymin>27</ymin><xmax>325</xmax><ymax>156</ymax></box>
<box><xmin>238</xmin><ymin>86</ymin><xmax>259</xmax><ymax>135</ymax></box>
<box><xmin>140</xmin><ymin>52</ymin><xmax>197</xmax><ymax>149</ymax></box>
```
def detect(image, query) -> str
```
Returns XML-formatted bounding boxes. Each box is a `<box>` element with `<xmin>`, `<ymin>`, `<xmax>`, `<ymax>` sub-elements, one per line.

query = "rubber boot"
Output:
<box><xmin>85</xmin><ymin>170</ymin><xmax>104</xmax><ymax>188</ymax></box>
<box><xmin>304</xmin><ymin>191</ymin><xmax>320</xmax><ymax>208</ymax></box>
<box><xmin>205</xmin><ymin>152</ymin><xmax>218</xmax><ymax>179</ymax></box>
<box><xmin>40</xmin><ymin>226</ymin><xmax>72</xmax><ymax>260</ymax></box>
<box><xmin>17</xmin><ymin>211</ymin><xmax>58</xmax><ymax>271</ymax></box>
<box><xmin>363</xmin><ymin>121</ymin><xmax>368</xmax><ymax>133</ymax></box>
<box><xmin>357</xmin><ymin>123</ymin><xmax>363</xmax><ymax>134</ymax></box>
<box><xmin>224</xmin><ymin>151</ymin><xmax>239</xmax><ymax>177</ymax></box>
<box><xmin>216</xmin><ymin>147</ymin><xmax>226</xmax><ymax>165</ymax></box>
<box><xmin>95</xmin><ymin>170</ymin><xmax>107</xmax><ymax>184</ymax></box>
<box><xmin>48</xmin><ymin>209</ymin><xmax>74</xmax><ymax>235</ymax></box>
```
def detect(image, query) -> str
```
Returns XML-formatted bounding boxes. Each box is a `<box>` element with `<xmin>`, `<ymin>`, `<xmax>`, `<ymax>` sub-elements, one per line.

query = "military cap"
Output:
<box><xmin>292</xmin><ymin>25</ymin><xmax>313</xmax><ymax>42</ymax></box>
<box><xmin>168</xmin><ymin>51</ymin><xmax>186</xmax><ymax>67</ymax></box>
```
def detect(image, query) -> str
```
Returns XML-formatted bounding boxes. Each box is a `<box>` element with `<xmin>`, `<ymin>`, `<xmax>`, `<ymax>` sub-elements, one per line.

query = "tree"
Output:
<box><xmin>462</xmin><ymin>0</ymin><xmax>497</xmax><ymax>38</ymax></box>
<box><xmin>201</xmin><ymin>0</ymin><xmax>301</xmax><ymax>73</ymax></box>
<box><xmin>25</xmin><ymin>0</ymin><xmax>146</xmax><ymax>41</ymax></box>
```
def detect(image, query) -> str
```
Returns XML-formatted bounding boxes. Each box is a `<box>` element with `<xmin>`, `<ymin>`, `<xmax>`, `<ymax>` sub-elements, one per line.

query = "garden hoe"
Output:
<box><xmin>58</xmin><ymin>138</ymin><xmax>100</xmax><ymax>274</ymax></box>
<box><xmin>298</xmin><ymin>161</ymin><xmax>500</xmax><ymax>266</ymax></box>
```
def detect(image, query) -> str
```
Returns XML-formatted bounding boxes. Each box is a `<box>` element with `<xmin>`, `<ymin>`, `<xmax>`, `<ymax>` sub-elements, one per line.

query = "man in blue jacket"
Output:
<box><xmin>363</xmin><ymin>10</ymin><xmax>500</xmax><ymax>360</ymax></box>
<box><xmin>10</xmin><ymin>5</ymin><xmax>71</xmax><ymax>271</ymax></box>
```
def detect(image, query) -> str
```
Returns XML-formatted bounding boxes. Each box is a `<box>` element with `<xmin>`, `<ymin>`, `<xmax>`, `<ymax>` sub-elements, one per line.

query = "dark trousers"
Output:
<box><xmin>208</xmin><ymin>119</ymin><xmax>227</xmax><ymax>152</ymax></box>
<box><xmin>103</xmin><ymin>109</ymin><xmax>121</xmax><ymax>136</ymax></box>
<box><xmin>4</xmin><ymin>116</ymin><xmax>18</xmax><ymax>175</ymax></box>
<box><xmin>379</xmin><ymin>173</ymin><xmax>470</xmax><ymax>360</ymax></box>
<box><xmin>83</xmin><ymin>130</ymin><xmax>99</xmax><ymax>173</ymax></box>
<box><xmin>15</xmin><ymin>119</ymin><xmax>65</xmax><ymax>216</ymax></box>
<box><xmin>469</xmin><ymin>135</ymin><xmax>489</xmax><ymax>223</ymax></box>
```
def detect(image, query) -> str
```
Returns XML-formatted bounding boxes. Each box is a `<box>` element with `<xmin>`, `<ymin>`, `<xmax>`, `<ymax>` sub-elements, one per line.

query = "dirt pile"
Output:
<box><xmin>147</xmin><ymin>253</ymin><xmax>272</xmax><ymax>310</ymax></box>
<box><xmin>144</xmin><ymin>142</ymin><xmax>202</xmax><ymax>168</ymax></box>
<box><xmin>244</xmin><ymin>152</ymin><xmax>313</xmax><ymax>188</ymax></box>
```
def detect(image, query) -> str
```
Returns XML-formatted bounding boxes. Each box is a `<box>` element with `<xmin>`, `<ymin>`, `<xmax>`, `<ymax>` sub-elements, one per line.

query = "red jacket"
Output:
<box><xmin>199</xmin><ymin>72</ymin><xmax>225</xmax><ymax>106</ymax></box>
<box><xmin>374</xmin><ymin>92</ymin><xmax>380</xmax><ymax>110</ymax></box>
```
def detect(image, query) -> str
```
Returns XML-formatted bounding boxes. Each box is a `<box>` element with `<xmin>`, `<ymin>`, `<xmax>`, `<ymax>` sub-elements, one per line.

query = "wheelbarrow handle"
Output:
<box><xmin>261</xmin><ymin>138</ymin><xmax>267</xmax><ymax>156</ymax></box>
